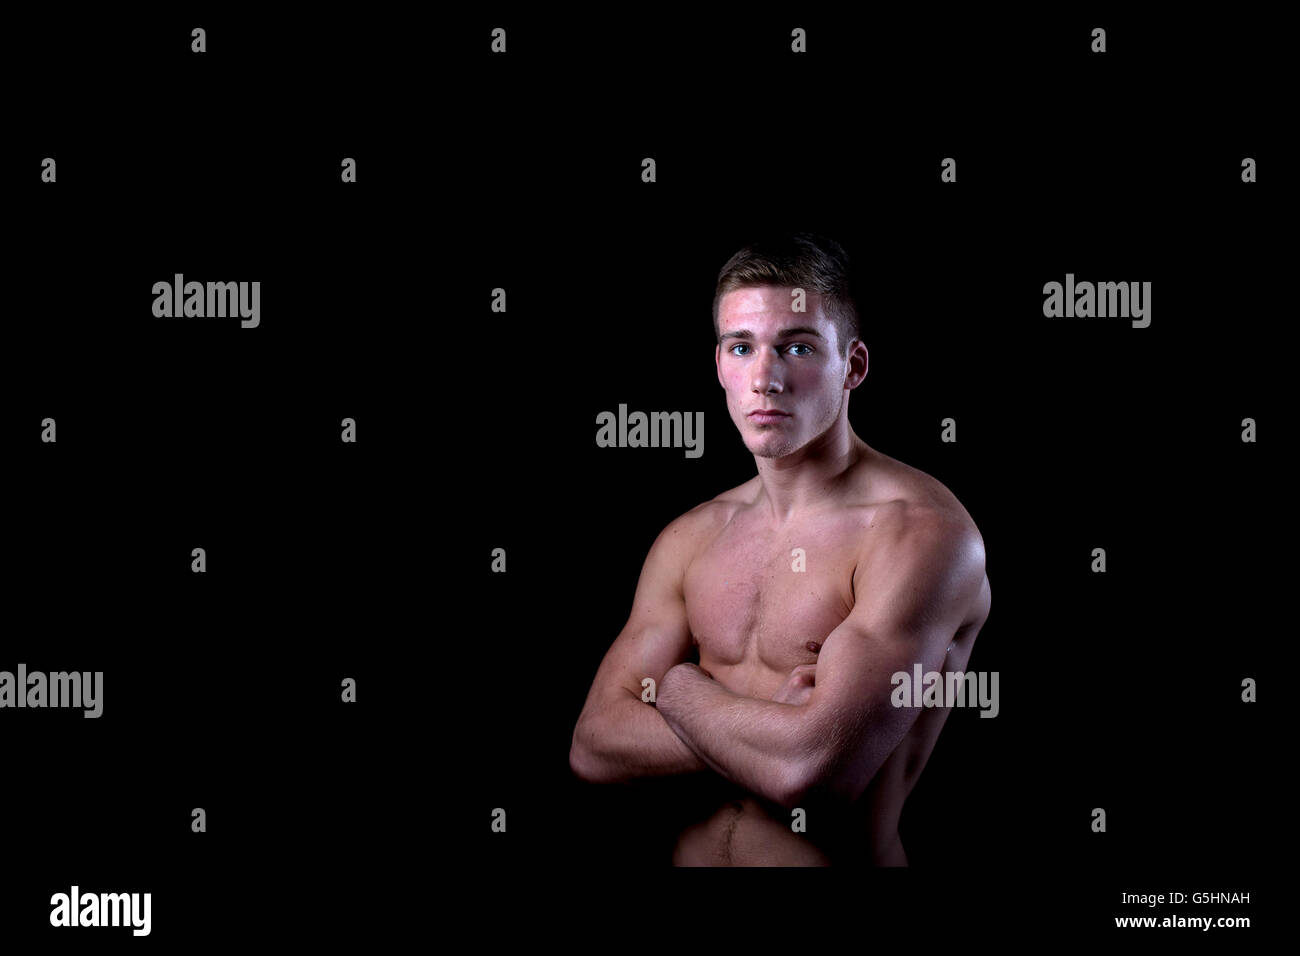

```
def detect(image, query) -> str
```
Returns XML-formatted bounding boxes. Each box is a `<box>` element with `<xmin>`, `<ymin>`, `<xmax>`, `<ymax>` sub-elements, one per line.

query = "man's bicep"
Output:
<box><xmin>798</xmin><ymin>514</ymin><xmax>986</xmax><ymax>800</ymax></box>
<box><xmin>587</xmin><ymin>613</ymin><xmax>694</xmax><ymax>705</ymax></box>
<box><xmin>579</xmin><ymin>515</ymin><xmax>698</xmax><ymax>708</ymax></box>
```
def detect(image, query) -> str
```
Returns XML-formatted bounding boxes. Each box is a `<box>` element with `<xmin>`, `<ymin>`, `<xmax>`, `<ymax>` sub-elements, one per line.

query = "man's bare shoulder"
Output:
<box><xmin>653</xmin><ymin>479</ymin><xmax>759</xmax><ymax>560</ymax></box>
<box><xmin>862</xmin><ymin>498</ymin><xmax>984</xmax><ymax>567</ymax></box>
<box><xmin>708</xmin><ymin>474</ymin><xmax>764</xmax><ymax>507</ymax></box>
<box><xmin>852</xmin><ymin>449</ymin><xmax>988</xmax><ymax>605</ymax></box>
<box><xmin>846</xmin><ymin>454</ymin><xmax>988</xmax><ymax>633</ymax></box>
<box><xmin>856</xmin><ymin>446</ymin><xmax>983</xmax><ymax>544</ymax></box>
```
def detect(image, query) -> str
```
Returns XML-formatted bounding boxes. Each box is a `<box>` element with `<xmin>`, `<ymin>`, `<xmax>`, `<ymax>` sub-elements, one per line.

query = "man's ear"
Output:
<box><xmin>715</xmin><ymin>344</ymin><xmax>724</xmax><ymax>388</ymax></box>
<box><xmin>844</xmin><ymin>339</ymin><xmax>869</xmax><ymax>389</ymax></box>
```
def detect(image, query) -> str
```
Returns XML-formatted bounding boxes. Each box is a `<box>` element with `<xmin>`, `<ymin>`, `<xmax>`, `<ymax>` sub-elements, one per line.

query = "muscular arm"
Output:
<box><xmin>571</xmin><ymin>685</ymin><xmax>708</xmax><ymax>783</ymax></box>
<box><xmin>569</xmin><ymin>510</ymin><xmax>712</xmax><ymax>784</ymax></box>
<box><xmin>655</xmin><ymin>666</ymin><xmax>804</xmax><ymax>806</ymax></box>
<box><xmin>657</xmin><ymin>506</ymin><xmax>987</xmax><ymax>809</ymax></box>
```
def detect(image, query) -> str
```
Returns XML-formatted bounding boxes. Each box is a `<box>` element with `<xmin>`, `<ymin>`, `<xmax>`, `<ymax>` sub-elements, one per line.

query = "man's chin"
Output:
<box><xmin>746</xmin><ymin>437</ymin><xmax>799</xmax><ymax>459</ymax></box>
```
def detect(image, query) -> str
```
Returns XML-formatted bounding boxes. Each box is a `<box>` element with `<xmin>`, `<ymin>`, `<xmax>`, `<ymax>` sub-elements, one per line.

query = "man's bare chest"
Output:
<box><xmin>682</xmin><ymin>511</ymin><xmax>867</xmax><ymax>688</ymax></box>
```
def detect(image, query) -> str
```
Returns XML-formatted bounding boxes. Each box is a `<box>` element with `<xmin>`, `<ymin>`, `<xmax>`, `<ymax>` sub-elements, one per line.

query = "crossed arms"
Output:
<box><xmin>569</xmin><ymin>502</ymin><xmax>988</xmax><ymax>810</ymax></box>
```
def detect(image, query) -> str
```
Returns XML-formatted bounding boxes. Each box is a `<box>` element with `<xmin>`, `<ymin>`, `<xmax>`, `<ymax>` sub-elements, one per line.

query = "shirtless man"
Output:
<box><xmin>569</xmin><ymin>233</ymin><xmax>991</xmax><ymax>865</ymax></box>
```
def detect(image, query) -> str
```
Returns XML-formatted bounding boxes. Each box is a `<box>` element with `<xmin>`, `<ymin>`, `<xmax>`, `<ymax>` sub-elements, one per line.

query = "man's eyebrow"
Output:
<box><xmin>719</xmin><ymin>326</ymin><xmax>825</xmax><ymax>341</ymax></box>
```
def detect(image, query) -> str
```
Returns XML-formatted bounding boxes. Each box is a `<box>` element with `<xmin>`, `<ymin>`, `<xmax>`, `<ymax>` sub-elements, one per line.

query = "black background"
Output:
<box><xmin>3</xmin><ymin>7</ymin><xmax>1281</xmax><ymax>946</ymax></box>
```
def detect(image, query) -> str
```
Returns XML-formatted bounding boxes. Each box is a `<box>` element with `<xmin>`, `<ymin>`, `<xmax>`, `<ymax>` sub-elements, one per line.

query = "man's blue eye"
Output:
<box><xmin>728</xmin><ymin>343</ymin><xmax>813</xmax><ymax>356</ymax></box>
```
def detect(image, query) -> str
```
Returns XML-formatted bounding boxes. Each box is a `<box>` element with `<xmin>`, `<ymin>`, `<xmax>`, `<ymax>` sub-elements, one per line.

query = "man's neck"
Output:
<box><xmin>752</xmin><ymin>424</ymin><xmax>867</xmax><ymax>527</ymax></box>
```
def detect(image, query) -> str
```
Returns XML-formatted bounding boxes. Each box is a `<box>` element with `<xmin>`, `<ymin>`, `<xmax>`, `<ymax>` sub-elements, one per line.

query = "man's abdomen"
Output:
<box><xmin>671</xmin><ymin>796</ymin><xmax>834</xmax><ymax>866</ymax></box>
<box><xmin>668</xmin><ymin>739</ymin><xmax>918</xmax><ymax>866</ymax></box>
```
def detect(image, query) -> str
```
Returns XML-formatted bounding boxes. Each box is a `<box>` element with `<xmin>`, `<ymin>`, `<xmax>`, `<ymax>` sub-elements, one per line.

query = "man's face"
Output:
<box><xmin>715</xmin><ymin>285</ymin><xmax>863</xmax><ymax>459</ymax></box>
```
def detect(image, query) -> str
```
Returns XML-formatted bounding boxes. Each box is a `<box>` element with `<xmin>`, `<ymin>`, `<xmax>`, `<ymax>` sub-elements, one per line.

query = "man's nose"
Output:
<box><xmin>750</xmin><ymin>349</ymin><xmax>784</xmax><ymax>394</ymax></box>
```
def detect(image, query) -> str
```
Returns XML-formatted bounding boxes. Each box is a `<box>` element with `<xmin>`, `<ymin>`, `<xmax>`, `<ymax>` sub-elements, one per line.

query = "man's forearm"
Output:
<box><xmin>570</xmin><ymin>688</ymin><xmax>710</xmax><ymax>784</ymax></box>
<box><xmin>656</xmin><ymin>663</ymin><xmax>809</xmax><ymax>807</ymax></box>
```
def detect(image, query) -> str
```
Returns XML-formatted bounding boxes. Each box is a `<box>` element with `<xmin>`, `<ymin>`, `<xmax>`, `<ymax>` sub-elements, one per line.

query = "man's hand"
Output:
<box><xmin>770</xmin><ymin>663</ymin><xmax>817</xmax><ymax>707</ymax></box>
